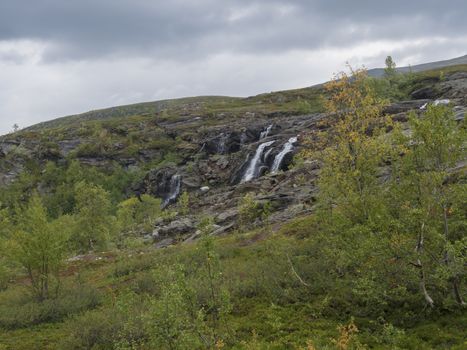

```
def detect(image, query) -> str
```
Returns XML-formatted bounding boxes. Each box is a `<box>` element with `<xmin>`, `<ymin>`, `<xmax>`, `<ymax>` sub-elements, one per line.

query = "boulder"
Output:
<box><xmin>216</xmin><ymin>208</ymin><xmax>238</xmax><ymax>224</ymax></box>
<box><xmin>200</xmin><ymin>186</ymin><xmax>210</xmax><ymax>193</ymax></box>
<box><xmin>155</xmin><ymin>218</ymin><xmax>195</xmax><ymax>237</ymax></box>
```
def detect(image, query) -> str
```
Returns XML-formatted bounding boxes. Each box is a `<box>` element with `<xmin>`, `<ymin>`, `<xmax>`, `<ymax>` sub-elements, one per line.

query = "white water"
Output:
<box><xmin>241</xmin><ymin>140</ymin><xmax>275</xmax><ymax>183</ymax></box>
<box><xmin>163</xmin><ymin>174</ymin><xmax>181</xmax><ymax>206</ymax></box>
<box><xmin>217</xmin><ymin>133</ymin><xmax>228</xmax><ymax>154</ymax></box>
<box><xmin>260</xmin><ymin>124</ymin><xmax>273</xmax><ymax>139</ymax></box>
<box><xmin>263</xmin><ymin>148</ymin><xmax>274</xmax><ymax>163</ymax></box>
<box><xmin>271</xmin><ymin>137</ymin><xmax>298</xmax><ymax>173</ymax></box>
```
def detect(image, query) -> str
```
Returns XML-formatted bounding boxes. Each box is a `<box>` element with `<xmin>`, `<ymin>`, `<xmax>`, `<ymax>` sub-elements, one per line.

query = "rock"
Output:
<box><xmin>57</xmin><ymin>140</ymin><xmax>82</xmax><ymax>156</ymax></box>
<box><xmin>200</xmin><ymin>186</ymin><xmax>210</xmax><ymax>193</ymax></box>
<box><xmin>446</xmin><ymin>72</ymin><xmax>467</xmax><ymax>80</ymax></box>
<box><xmin>204</xmin><ymin>132</ymin><xmax>241</xmax><ymax>155</ymax></box>
<box><xmin>384</xmin><ymin>100</ymin><xmax>430</xmax><ymax>114</ymax></box>
<box><xmin>139</xmin><ymin>167</ymin><xmax>182</xmax><ymax>205</ymax></box>
<box><xmin>211</xmin><ymin>223</ymin><xmax>235</xmax><ymax>236</ymax></box>
<box><xmin>155</xmin><ymin>237</ymin><xmax>174</xmax><ymax>248</ymax></box>
<box><xmin>67</xmin><ymin>254</ymin><xmax>86</xmax><ymax>262</ymax></box>
<box><xmin>410</xmin><ymin>86</ymin><xmax>438</xmax><ymax>99</ymax></box>
<box><xmin>156</xmin><ymin>218</ymin><xmax>195</xmax><ymax>236</ymax></box>
<box><xmin>216</xmin><ymin>156</ymin><xmax>230</xmax><ymax>169</ymax></box>
<box><xmin>216</xmin><ymin>208</ymin><xmax>238</xmax><ymax>224</ymax></box>
<box><xmin>276</xmin><ymin>151</ymin><xmax>294</xmax><ymax>172</ymax></box>
<box><xmin>454</xmin><ymin>108</ymin><xmax>466</xmax><ymax>121</ymax></box>
<box><xmin>183</xmin><ymin>231</ymin><xmax>201</xmax><ymax>243</ymax></box>
<box><xmin>182</xmin><ymin>176</ymin><xmax>201</xmax><ymax>188</ymax></box>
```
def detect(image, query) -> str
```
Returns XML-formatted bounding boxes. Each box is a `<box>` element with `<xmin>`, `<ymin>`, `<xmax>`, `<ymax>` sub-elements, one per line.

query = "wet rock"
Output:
<box><xmin>140</xmin><ymin>167</ymin><xmax>179</xmax><ymax>201</ymax></box>
<box><xmin>204</xmin><ymin>132</ymin><xmax>241</xmax><ymax>155</ymax></box>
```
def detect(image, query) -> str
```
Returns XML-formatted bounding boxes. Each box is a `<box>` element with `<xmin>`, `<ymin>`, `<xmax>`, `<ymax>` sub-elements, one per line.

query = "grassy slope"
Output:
<box><xmin>22</xmin><ymin>87</ymin><xmax>323</xmax><ymax>134</ymax></box>
<box><xmin>0</xmin><ymin>222</ymin><xmax>465</xmax><ymax>349</ymax></box>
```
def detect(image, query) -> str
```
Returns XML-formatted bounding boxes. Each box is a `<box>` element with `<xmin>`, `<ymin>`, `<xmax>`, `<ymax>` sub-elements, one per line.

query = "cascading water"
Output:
<box><xmin>241</xmin><ymin>140</ymin><xmax>275</xmax><ymax>183</ymax></box>
<box><xmin>271</xmin><ymin>137</ymin><xmax>298</xmax><ymax>173</ymax></box>
<box><xmin>217</xmin><ymin>133</ymin><xmax>229</xmax><ymax>154</ymax></box>
<box><xmin>263</xmin><ymin>148</ymin><xmax>274</xmax><ymax>163</ymax></box>
<box><xmin>163</xmin><ymin>174</ymin><xmax>181</xmax><ymax>207</ymax></box>
<box><xmin>260</xmin><ymin>124</ymin><xmax>273</xmax><ymax>139</ymax></box>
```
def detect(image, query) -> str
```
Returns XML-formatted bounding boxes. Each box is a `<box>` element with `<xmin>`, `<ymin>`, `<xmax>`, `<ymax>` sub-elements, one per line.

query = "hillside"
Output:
<box><xmin>0</xmin><ymin>62</ymin><xmax>466</xmax><ymax>349</ymax></box>
<box><xmin>367</xmin><ymin>54</ymin><xmax>467</xmax><ymax>77</ymax></box>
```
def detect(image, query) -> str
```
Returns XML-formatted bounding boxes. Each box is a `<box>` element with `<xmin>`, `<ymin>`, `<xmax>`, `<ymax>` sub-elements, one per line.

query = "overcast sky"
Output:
<box><xmin>1</xmin><ymin>0</ymin><xmax>466</xmax><ymax>135</ymax></box>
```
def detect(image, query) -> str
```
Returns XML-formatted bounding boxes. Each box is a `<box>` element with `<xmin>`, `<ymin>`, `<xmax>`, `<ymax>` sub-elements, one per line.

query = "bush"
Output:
<box><xmin>0</xmin><ymin>284</ymin><xmax>102</xmax><ymax>329</ymax></box>
<box><xmin>238</xmin><ymin>194</ymin><xmax>271</xmax><ymax>231</ymax></box>
<box><xmin>59</xmin><ymin>308</ymin><xmax>123</xmax><ymax>350</ymax></box>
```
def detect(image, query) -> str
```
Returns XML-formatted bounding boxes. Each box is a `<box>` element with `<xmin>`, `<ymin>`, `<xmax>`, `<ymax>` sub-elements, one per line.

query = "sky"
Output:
<box><xmin>1</xmin><ymin>0</ymin><xmax>467</xmax><ymax>135</ymax></box>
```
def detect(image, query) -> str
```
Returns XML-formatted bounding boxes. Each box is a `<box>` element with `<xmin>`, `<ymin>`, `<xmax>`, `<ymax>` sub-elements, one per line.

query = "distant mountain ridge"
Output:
<box><xmin>367</xmin><ymin>54</ymin><xmax>467</xmax><ymax>77</ymax></box>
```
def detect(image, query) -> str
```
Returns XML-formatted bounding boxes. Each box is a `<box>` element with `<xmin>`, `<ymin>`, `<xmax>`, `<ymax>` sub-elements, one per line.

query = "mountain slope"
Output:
<box><xmin>367</xmin><ymin>54</ymin><xmax>467</xmax><ymax>77</ymax></box>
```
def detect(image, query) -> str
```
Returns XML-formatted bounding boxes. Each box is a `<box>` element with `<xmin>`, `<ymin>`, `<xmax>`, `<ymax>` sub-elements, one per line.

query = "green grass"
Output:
<box><xmin>0</xmin><ymin>225</ymin><xmax>464</xmax><ymax>349</ymax></box>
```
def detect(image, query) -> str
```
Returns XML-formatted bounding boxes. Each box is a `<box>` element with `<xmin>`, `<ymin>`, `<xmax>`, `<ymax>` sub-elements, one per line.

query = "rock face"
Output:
<box><xmin>137</xmin><ymin>168</ymin><xmax>182</xmax><ymax>206</ymax></box>
<box><xmin>153</xmin><ymin>218</ymin><xmax>195</xmax><ymax>237</ymax></box>
<box><xmin>1</xmin><ymin>66</ymin><xmax>466</xmax><ymax>244</ymax></box>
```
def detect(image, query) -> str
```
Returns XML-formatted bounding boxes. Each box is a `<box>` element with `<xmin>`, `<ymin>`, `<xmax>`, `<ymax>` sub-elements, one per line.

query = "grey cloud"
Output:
<box><xmin>1</xmin><ymin>1</ymin><xmax>467</xmax><ymax>135</ymax></box>
<box><xmin>1</xmin><ymin>1</ymin><xmax>466</xmax><ymax>61</ymax></box>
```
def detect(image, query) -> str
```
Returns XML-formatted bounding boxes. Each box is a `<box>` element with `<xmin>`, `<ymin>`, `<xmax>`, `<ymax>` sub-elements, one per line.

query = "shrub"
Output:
<box><xmin>59</xmin><ymin>308</ymin><xmax>123</xmax><ymax>350</ymax></box>
<box><xmin>0</xmin><ymin>284</ymin><xmax>102</xmax><ymax>329</ymax></box>
<box><xmin>238</xmin><ymin>194</ymin><xmax>271</xmax><ymax>231</ymax></box>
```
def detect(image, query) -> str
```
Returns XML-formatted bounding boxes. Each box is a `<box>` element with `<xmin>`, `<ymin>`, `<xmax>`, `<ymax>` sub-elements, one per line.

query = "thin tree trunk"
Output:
<box><xmin>414</xmin><ymin>222</ymin><xmax>434</xmax><ymax>307</ymax></box>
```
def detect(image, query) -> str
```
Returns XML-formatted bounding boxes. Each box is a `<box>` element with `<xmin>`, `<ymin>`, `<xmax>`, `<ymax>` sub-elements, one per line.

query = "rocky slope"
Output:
<box><xmin>1</xmin><ymin>65</ymin><xmax>466</xmax><ymax>246</ymax></box>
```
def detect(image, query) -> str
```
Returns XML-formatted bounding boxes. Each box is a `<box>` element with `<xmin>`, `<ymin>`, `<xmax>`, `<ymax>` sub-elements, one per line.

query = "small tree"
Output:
<box><xmin>384</xmin><ymin>56</ymin><xmax>397</xmax><ymax>80</ymax></box>
<box><xmin>72</xmin><ymin>181</ymin><xmax>115</xmax><ymax>252</ymax></box>
<box><xmin>238</xmin><ymin>193</ymin><xmax>270</xmax><ymax>231</ymax></box>
<box><xmin>178</xmin><ymin>191</ymin><xmax>190</xmax><ymax>215</ymax></box>
<box><xmin>6</xmin><ymin>194</ymin><xmax>71</xmax><ymax>300</ymax></box>
<box><xmin>391</xmin><ymin>104</ymin><xmax>466</xmax><ymax>306</ymax></box>
<box><xmin>314</xmin><ymin>66</ymin><xmax>391</xmax><ymax>224</ymax></box>
<box><xmin>117</xmin><ymin>195</ymin><xmax>161</xmax><ymax>235</ymax></box>
<box><xmin>196</xmin><ymin>217</ymin><xmax>232</xmax><ymax>345</ymax></box>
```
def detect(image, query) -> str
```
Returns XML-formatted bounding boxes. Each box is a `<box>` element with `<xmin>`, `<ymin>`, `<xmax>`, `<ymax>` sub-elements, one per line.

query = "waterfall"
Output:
<box><xmin>263</xmin><ymin>147</ymin><xmax>274</xmax><ymax>163</ymax></box>
<box><xmin>241</xmin><ymin>140</ymin><xmax>275</xmax><ymax>183</ymax></box>
<box><xmin>163</xmin><ymin>174</ymin><xmax>181</xmax><ymax>207</ymax></box>
<box><xmin>217</xmin><ymin>133</ymin><xmax>229</xmax><ymax>154</ymax></box>
<box><xmin>271</xmin><ymin>137</ymin><xmax>298</xmax><ymax>173</ymax></box>
<box><xmin>260</xmin><ymin>124</ymin><xmax>273</xmax><ymax>139</ymax></box>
